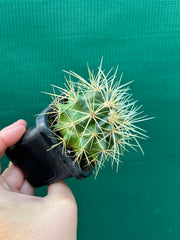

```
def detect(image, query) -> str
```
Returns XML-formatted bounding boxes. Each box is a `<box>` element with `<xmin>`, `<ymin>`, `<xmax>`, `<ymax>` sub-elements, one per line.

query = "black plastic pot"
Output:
<box><xmin>6</xmin><ymin>106</ymin><xmax>94</xmax><ymax>187</ymax></box>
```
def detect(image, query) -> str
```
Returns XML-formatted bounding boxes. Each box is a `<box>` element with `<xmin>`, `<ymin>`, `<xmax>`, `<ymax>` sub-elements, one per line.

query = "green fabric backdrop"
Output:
<box><xmin>0</xmin><ymin>1</ymin><xmax>180</xmax><ymax>239</ymax></box>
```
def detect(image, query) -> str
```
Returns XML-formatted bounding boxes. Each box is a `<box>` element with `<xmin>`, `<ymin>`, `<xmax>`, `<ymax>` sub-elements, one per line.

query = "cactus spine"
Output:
<box><xmin>48</xmin><ymin>62</ymin><xmax>151</xmax><ymax>174</ymax></box>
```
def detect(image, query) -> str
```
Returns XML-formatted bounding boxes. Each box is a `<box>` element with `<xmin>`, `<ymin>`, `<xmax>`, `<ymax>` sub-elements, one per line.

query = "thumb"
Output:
<box><xmin>47</xmin><ymin>181</ymin><xmax>75</xmax><ymax>201</ymax></box>
<box><xmin>46</xmin><ymin>181</ymin><xmax>77</xmax><ymax>214</ymax></box>
<box><xmin>46</xmin><ymin>181</ymin><xmax>77</xmax><ymax>238</ymax></box>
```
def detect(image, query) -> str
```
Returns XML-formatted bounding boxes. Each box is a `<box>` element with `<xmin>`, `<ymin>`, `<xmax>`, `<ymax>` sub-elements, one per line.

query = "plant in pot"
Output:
<box><xmin>6</xmin><ymin>62</ymin><xmax>151</xmax><ymax>187</ymax></box>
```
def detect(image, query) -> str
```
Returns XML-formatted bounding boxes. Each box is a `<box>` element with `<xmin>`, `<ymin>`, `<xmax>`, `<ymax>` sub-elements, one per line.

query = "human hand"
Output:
<box><xmin>0</xmin><ymin>120</ymin><xmax>77</xmax><ymax>240</ymax></box>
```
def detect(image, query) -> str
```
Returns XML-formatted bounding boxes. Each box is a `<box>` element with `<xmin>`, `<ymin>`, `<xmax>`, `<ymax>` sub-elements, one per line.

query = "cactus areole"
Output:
<box><xmin>6</xmin><ymin>62</ymin><xmax>151</xmax><ymax>187</ymax></box>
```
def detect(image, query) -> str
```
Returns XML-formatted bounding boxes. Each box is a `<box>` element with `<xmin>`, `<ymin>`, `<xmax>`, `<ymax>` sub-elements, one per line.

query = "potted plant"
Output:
<box><xmin>6</xmin><ymin>62</ymin><xmax>151</xmax><ymax>187</ymax></box>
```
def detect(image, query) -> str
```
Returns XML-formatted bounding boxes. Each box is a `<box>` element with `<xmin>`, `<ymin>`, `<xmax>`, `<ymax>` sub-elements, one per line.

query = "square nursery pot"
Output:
<box><xmin>6</xmin><ymin>105</ymin><xmax>94</xmax><ymax>187</ymax></box>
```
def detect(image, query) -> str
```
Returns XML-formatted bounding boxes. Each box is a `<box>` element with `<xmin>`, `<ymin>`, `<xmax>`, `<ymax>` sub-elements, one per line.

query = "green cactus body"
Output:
<box><xmin>54</xmin><ymin>91</ymin><xmax>116</xmax><ymax>166</ymax></box>
<box><xmin>48</xmin><ymin>62</ymin><xmax>152</xmax><ymax>173</ymax></box>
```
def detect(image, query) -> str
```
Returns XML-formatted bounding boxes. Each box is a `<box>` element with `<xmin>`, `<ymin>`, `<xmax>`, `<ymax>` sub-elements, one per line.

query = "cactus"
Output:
<box><xmin>47</xmin><ymin>61</ymin><xmax>151</xmax><ymax>174</ymax></box>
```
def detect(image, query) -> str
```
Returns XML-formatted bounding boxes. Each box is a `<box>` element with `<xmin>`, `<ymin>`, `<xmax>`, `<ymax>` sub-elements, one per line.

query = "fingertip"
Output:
<box><xmin>4</xmin><ymin>125</ymin><xmax>27</xmax><ymax>140</ymax></box>
<box><xmin>2</xmin><ymin>164</ymin><xmax>25</xmax><ymax>190</ymax></box>
<box><xmin>17</xmin><ymin>119</ymin><xmax>27</xmax><ymax>128</ymax></box>
<box><xmin>47</xmin><ymin>181</ymin><xmax>76</xmax><ymax>202</ymax></box>
<box><xmin>1</xmin><ymin>119</ymin><xmax>27</xmax><ymax>133</ymax></box>
<box><xmin>46</xmin><ymin>181</ymin><xmax>77</xmax><ymax>219</ymax></box>
<box><xmin>47</xmin><ymin>181</ymin><xmax>69</xmax><ymax>195</ymax></box>
<box><xmin>0</xmin><ymin>125</ymin><xmax>26</xmax><ymax>158</ymax></box>
<box><xmin>20</xmin><ymin>179</ymin><xmax>34</xmax><ymax>195</ymax></box>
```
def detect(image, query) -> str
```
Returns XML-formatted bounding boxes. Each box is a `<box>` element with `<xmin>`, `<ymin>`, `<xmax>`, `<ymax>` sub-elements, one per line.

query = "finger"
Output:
<box><xmin>0</xmin><ymin>125</ymin><xmax>26</xmax><ymax>158</ymax></box>
<box><xmin>2</xmin><ymin>164</ymin><xmax>25</xmax><ymax>190</ymax></box>
<box><xmin>0</xmin><ymin>175</ymin><xmax>11</xmax><ymax>191</ymax></box>
<box><xmin>46</xmin><ymin>181</ymin><xmax>77</xmax><ymax>226</ymax></box>
<box><xmin>20</xmin><ymin>179</ymin><xmax>34</xmax><ymax>195</ymax></box>
<box><xmin>46</xmin><ymin>181</ymin><xmax>75</xmax><ymax>202</ymax></box>
<box><xmin>1</xmin><ymin>119</ymin><xmax>27</xmax><ymax>133</ymax></box>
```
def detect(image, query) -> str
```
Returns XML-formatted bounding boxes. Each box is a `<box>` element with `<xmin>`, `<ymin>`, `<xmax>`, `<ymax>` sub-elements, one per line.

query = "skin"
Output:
<box><xmin>0</xmin><ymin>120</ymin><xmax>77</xmax><ymax>240</ymax></box>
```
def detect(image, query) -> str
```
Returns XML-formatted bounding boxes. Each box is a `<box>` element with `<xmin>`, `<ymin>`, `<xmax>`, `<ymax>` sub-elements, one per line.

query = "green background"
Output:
<box><xmin>0</xmin><ymin>1</ymin><xmax>180</xmax><ymax>239</ymax></box>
